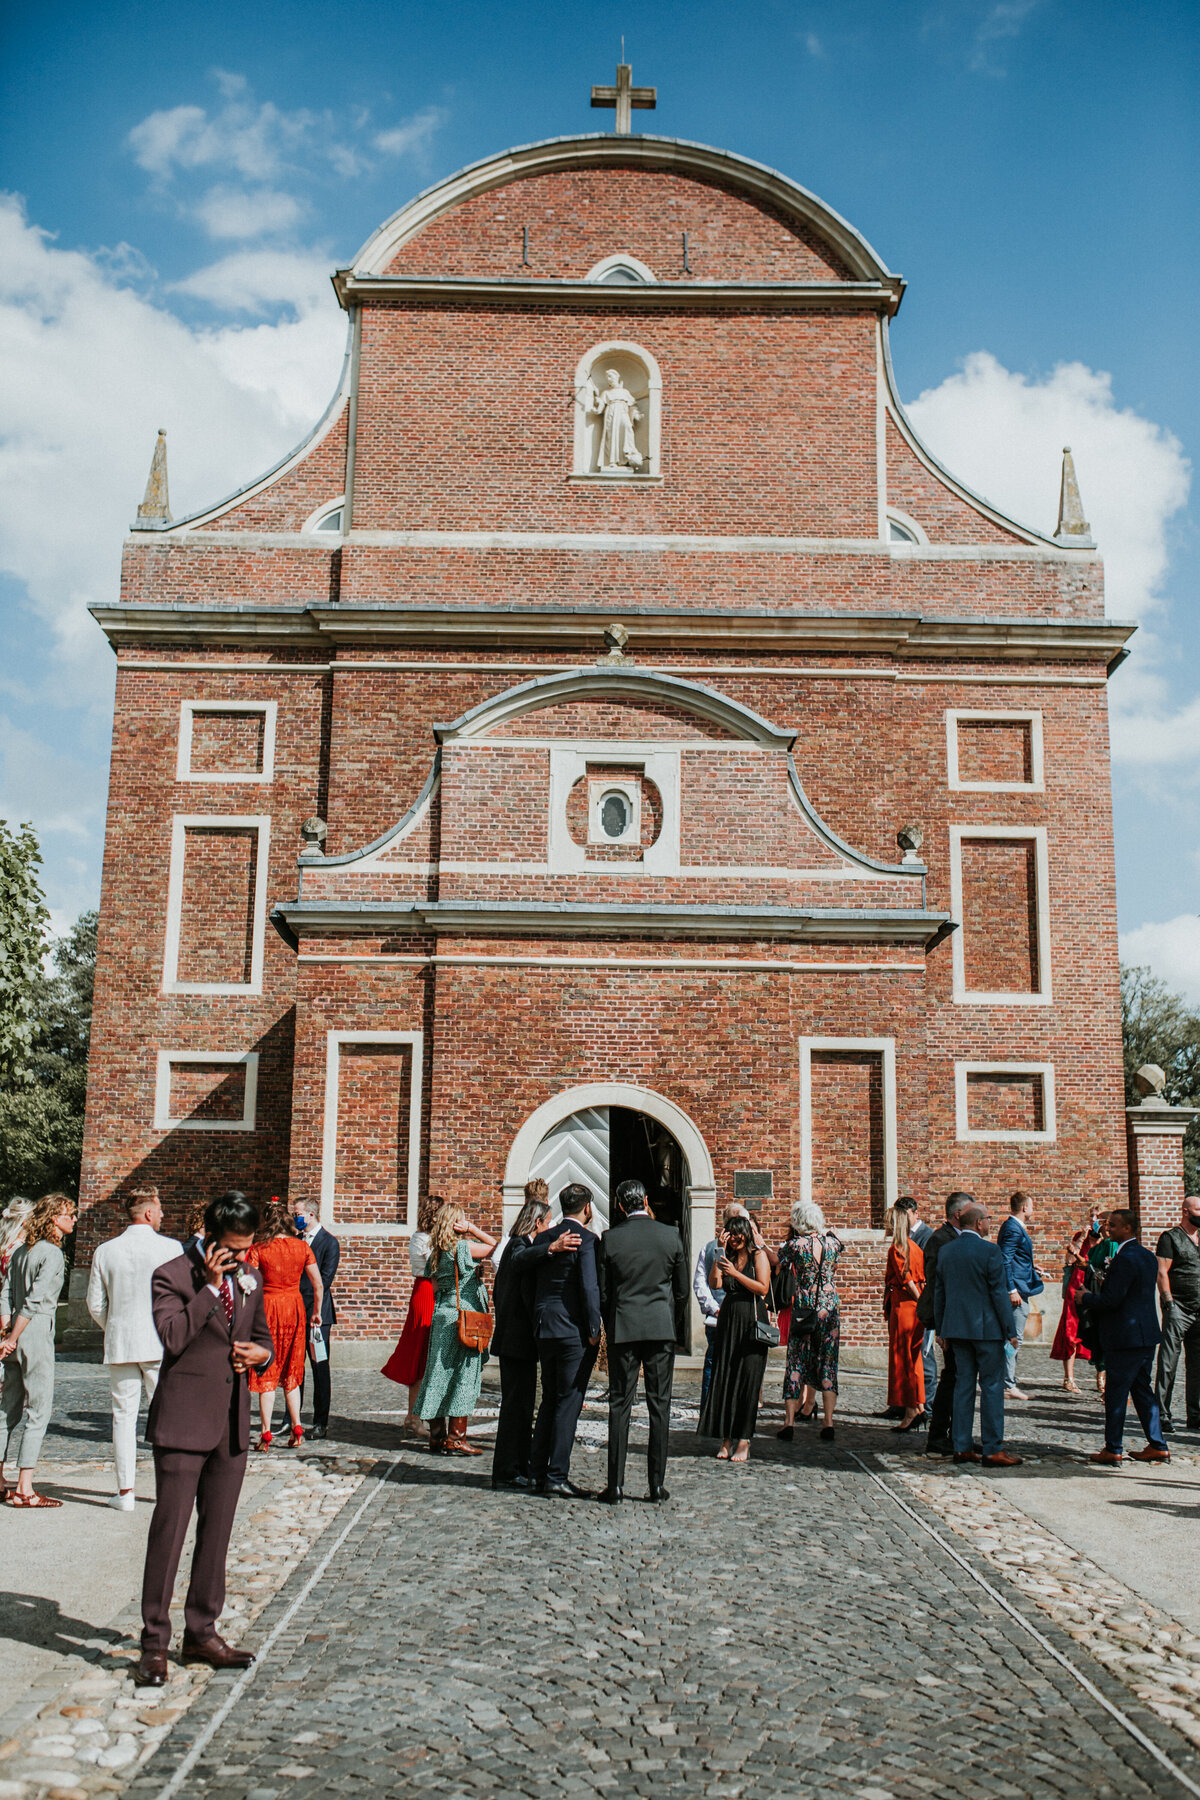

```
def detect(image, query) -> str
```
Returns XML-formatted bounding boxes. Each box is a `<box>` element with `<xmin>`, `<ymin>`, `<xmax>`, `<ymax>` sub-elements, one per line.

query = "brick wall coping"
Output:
<box><xmin>433</xmin><ymin>666</ymin><xmax>796</xmax><ymax>747</ymax></box>
<box><xmin>333</xmin><ymin>274</ymin><xmax>900</xmax><ymax>314</ymax></box>
<box><xmin>90</xmin><ymin>602</ymin><xmax>1135</xmax><ymax>665</ymax></box>
<box><xmin>269</xmin><ymin>897</ymin><xmax>954</xmax><ymax>946</ymax></box>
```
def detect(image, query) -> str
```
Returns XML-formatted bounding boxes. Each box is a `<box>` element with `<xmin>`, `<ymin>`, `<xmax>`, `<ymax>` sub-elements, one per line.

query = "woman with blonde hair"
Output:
<box><xmin>0</xmin><ymin>1198</ymin><xmax>33</xmax><ymax>1281</ymax></box>
<box><xmin>883</xmin><ymin>1203</ymin><xmax>926</xmax><ymax>1432</ymax></box>
<box><xmin>776</xmin><ymin>1199</ymin><xmax>844</xmax><ymax>1442</ymax></box>
<box><xmin>246</xmin><ymin>1199</ymin><xmax>323</xmax><ymax>1451</ymax></box>
<box><xmin>413</xmin><ymin>1200</ymin><xmax>498</xmax><ymax>1455</ymax></box>
<box><xmin>0</xmin><ymin>1192</ymin><xmax>76</xmax><ymax>1506</ymax></box>
<box><xmin>382</xmin><ymin>1193</ymin><xmax>442</xmax><ymax>1436</ymax></box>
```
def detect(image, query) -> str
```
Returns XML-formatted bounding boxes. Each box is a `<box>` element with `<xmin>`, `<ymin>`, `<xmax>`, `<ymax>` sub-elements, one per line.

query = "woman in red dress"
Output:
<box><xmin>1050</xmin><ymin>1224</ymin><xmax>1096</xmax><ymax>1392</ymax></box>
<box><xmin>247</xmin><ymin>1201</ymin><xmax>323</xmax><ymax>1450</ymax></box>
<box><xmin>382</xmin><ymin>1195</ymin><xmax>439</xmax><ymax>1438</ymax></box>
<box><xmin>883</xmin><ymin>1205</ymin><xmax>926</xmax><ymax>1433</ymax></box>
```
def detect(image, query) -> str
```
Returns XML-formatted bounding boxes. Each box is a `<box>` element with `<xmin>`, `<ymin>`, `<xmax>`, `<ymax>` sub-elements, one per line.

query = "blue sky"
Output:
<box><xmin>1</xmin><ymin>0</ymin><xmax>1197</xmax><ymax>984</ymax></box>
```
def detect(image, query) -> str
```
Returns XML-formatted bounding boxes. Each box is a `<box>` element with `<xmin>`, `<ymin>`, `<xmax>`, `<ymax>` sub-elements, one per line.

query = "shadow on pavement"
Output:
<box><xmin>0</xmin><ymin>1592</ymin><xmax>125</xmax><ymax>1662</ymax></box>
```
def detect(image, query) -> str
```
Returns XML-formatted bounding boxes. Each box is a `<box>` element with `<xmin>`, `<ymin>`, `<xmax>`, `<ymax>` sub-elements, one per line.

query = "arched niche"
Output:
<box><xmin>573</xmin><ymin>340</ymin><xmax>662</xmax><ymax>478</ymax></box>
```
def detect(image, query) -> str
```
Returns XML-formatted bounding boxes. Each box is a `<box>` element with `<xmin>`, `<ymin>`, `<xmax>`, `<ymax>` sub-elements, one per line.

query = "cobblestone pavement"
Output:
<box><xmin>10</xmin><ymin>1359</ymin><xmax>1199</xmax><ymax>1800</ymax></box>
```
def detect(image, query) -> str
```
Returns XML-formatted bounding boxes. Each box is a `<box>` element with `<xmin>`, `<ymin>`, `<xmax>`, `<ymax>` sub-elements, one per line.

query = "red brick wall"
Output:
<box><xmin>955</xmin><ymin>718</ymin><xmax>1032</xmax><ymax>785</ymax></box>
<box><xmin>809</xmin><ymin>1050</ymin><xmax>887</xmax><ymax>1230</ymax></box>
<box><xmin>167</xmin><ymin>1059</ymin><xmax>250</xmax><ymax>1126</ymax></box>
<box><xmin>964</xmin><ymin>1069</ymin><xmax>1045</xmax><ymax>1135</ymax></box>
<box><xmin>175</xmin><ymin>825</ymin><xmax>259</xmax><ymax>986</ymax></box>
<box><xmin>332</xmin><ymin>1042</ymin><xmax>413</xmax><ymax>1228</ymax></box>
<box><xmin>959</xmin><ymin>837</ymin><xmax>1040</xmax><ymax>995</ymax></box>
<box><xmin>188</xmin><ymin>711</ymin><xmax>265</xmax><ymax>776</ymax></box>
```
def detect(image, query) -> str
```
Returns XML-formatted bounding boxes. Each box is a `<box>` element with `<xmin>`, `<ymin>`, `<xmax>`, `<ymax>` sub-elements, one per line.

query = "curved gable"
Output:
<box><xmin>434</xmin><ymin>669</ymin><xmax>796</xmax><ymax>748</ymax></box>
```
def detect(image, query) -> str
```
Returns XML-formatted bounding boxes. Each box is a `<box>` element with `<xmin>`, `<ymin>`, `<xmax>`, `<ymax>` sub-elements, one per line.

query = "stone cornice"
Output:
<box><xmin>271</xmin><ymin>898</ymin><xmax>954</xmax><ymax>947</ymax></box>
<box><xmin>92</xmin><ymin>602</ymin><xmax>1135</xmax><ymax>668</ymax></box>
<box><xmin>332</xmin><ymin>273</ymin><xmax>901</xmax><ymax>315</ymax></box>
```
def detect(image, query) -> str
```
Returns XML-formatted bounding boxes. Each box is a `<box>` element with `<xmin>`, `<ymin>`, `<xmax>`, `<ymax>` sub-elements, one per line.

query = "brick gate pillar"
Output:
<box><xmin>1127</xmin><ymin>1090</ymin><xmax>1198</xmax><ymax>1243</ymax></box>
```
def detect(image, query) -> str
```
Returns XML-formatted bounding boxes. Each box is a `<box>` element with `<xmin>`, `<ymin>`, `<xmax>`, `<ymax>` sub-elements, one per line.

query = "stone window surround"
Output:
<box><xmin>798</xmin><ymin>1035</ymin><xmax>898</xmax><ymax>1226</ymax></box>
<box><xmin>176</xmin><ymin>699</ymin><xmax>278</xmax><ymax>784</ymax></box>
<box><xmin>162</xmin><ymin>814</ymin><xmax>272</xmax><ymax>996</ymax></box>
<box><xmin>948</xmin><ymin>823</ymin><xmax>1052</xmax><ymax>1006</ymax></box>
<box><xmin>588</xmin><ymin>775</ymin><xmax>641</xmax><ymax>846</ymax></box>
<box><xmin>954</xmin><ymin>1060</ymin><xmax>1057</xmax><ymax>1143</ymax></box>
<box><xmin>154</xmin><ymin>1049</ymin><xmax>259</xmax><ymax>1132</ymax></box>
<box><xmin>548</xmin><ymin>747</ymin><xmax>679</xmax><ymax>873</ymax></box>
<box><xmin>301</xmin><ymin>495</ymin><xmax>346</xmax><ymax>536</ymax></box>
<box><xmin>319</xmin><ymin>1029</ymin><xmax>425</xmax><ymax>1238</ymax></box>
<box><xmin>945</xmin><ymin>707</ymin><xmax>1044</xmax><ymax>794</ymax></box>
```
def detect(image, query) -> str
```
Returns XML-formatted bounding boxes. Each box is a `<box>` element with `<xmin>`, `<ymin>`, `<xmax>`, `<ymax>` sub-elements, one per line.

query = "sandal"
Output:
<box><xmin>256</xmin><ymin>1431</ymin><xmax>273</xmax><ymax>1452</ymax></box>
<box><xmin>1062</xmin><ymin>1382</ymin><xmax>1082</xmax><ymax>1394</ymax></box>
<box><xmin>288</xmin><ymin>1427</ymin><xmax>304</xmax><ymax>1449</ymax></box>
<box><xmin>7</xmin><ymin>1491</ymin><xmax>62</xmax><ymax>1507</ymax></box>
<box><xmin>716</xmin><ymin>1443</ymin><xmax>731</xmax><ymax>1461</ymax></box>
<box><xmin>730</xmin><ymin>1445</ymin><xmax>750</xmax><ymax>1464</ymax></box>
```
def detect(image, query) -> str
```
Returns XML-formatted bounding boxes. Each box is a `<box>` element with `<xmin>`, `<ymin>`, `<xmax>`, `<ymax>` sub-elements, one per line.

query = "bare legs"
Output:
<box><xmin>1061</xmin><ymin>1352</ymin><xmax>1081</xmax><ymax>1393</ymax></box>
<box><xmin>404</xmin><ymin>1386</ymin><xmax>428</xmax><ymax>1436</ymax></box>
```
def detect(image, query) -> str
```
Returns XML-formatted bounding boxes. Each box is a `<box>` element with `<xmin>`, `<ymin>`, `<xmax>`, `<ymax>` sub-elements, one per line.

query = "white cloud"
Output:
<box><xmin>906</xmin><ymin>352</ymin><xmax>1190</xmax><ymax>620</ymax></box>
<box><xmin>192</xmin><ymin>184</ymin><xmax>306</xmax><ymax>240</ymax></box>
<box><xmin>0</xmin><ymin>196</ymin><xmax>344</xmax><ymax>666</ymax></box>
<box><xmin>970</xmin><ymin>0</ymin><xmax>1041</xmax><ymax>72</ymax></box>
<box><xmin>171</xmin><ymin>248</ymin><xmax>334</xmax><ymax>313</ymax></box>
<box><xmin>374</xmin><ymin>106</ymin><xmax>449</xmax><ymax>160</ymax></box>
<box><xmin>1120</xmin><ymin>917</ymin><xmax>1200</xmax><ymax>1006</ymax></box>
<box><xmin>128</xmin><ymin>71</ymin><xmax>315</xmax><ymax>183</ymax></box>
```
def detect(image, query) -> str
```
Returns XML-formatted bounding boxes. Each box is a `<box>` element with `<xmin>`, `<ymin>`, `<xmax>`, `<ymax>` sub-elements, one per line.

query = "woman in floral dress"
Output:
<box><xmin>413</xmin><ymin>1201</ymin><xmax>498</xmax><ymax>1456</ymax></box>
<box><xmin>775</xmin><ymin>1200</ymin><xmax>844</xmax><ymax>1442</ymax></box>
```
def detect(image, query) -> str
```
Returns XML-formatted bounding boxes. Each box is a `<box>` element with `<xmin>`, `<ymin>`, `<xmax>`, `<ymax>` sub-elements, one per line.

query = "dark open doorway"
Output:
<box><xmin>608</xmin><ymin>1107</ymin><xmax>691</xmax><ymax>1348</ymax></box>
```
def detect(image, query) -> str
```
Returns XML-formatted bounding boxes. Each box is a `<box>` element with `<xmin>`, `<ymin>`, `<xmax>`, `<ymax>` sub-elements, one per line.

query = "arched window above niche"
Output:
<box><xmin>302</xmin><ymin>496</ymin><xmax>345</xmax><ymax>536</ymax></box>
<box><xmin>572</xmin><ymin>341</ymin><xmax>662</xmax><ymax>479</ymax></box>
<box><xmin>585</xmin><ymin>253</ymin><xmax>657</xmax><ymax>285</ymax></box>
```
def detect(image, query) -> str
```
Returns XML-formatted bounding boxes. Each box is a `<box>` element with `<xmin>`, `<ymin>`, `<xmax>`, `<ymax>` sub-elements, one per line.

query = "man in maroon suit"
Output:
<box><xmin>134</xmin><ymin>1191</ymin><xmax>274</xmax><ymax>1687</ymax></box>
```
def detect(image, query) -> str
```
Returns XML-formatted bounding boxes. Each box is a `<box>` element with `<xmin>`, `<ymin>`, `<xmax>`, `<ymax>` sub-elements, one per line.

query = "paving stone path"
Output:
<box><xmin>17</xmin><ymin>1361</ymin><xmax>1200</xmax><ymax>1800</ymax></box>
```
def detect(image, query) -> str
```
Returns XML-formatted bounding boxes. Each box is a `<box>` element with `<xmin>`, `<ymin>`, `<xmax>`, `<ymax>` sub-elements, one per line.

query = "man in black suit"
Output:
<box><xmin>1078</xmin><ymin>1207</ymin><xmax>1171</xmax><ymax>1466</ymax></box>
<box><xmin>290</xmin><ymin>1198</ymin><xmax>340</xmax><ymax>1439</ymax></box>
<box><xmin>598</xmin><ymin>1179</ymin><xmax>689</xmax><ymax>1504</ymax></box>
<box><xmin>529</xmin><ymin>1183</ymin><xmax>602</xmax><ymax>1498</ymax></box>
<box><xmin>916</xmin><ymin>1191</ymin><xmax>973</xmax><ymax>1455</ymax></box>
<box><xmin>490</xmin><ymin>1193</ymin><xmax>581</xmax><ymax>1491</ymax></box>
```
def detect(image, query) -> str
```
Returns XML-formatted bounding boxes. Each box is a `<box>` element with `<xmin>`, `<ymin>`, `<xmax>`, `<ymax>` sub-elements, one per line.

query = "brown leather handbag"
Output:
<box><xmin>454</xmin><ymin>1259</ymin><xmax>493</xmax><ymax>1353</ymax></box>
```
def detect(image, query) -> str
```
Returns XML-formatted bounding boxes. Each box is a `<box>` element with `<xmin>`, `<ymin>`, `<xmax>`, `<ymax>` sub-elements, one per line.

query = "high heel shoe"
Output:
<box><xmin>288</xmin><ymin>1426</ymin><xmax>304</xmax><ymax>1449</ymax></box>
<box><xmin>256</xmin><ymin>1431</ymin><xmax>273</xmax><ymax>1452</ymax></box>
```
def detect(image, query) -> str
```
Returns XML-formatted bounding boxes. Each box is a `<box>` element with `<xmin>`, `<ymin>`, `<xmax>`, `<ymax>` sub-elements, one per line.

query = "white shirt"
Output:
<box><xmin>409</xmin><ymin>1230</ymin><xmax>432</xmax><ymax>1279</ymax></box>
<box><xmin>87</xmin><ymin>1223</ymin><xmax>184</xmax><ymax>1364</ymax></box>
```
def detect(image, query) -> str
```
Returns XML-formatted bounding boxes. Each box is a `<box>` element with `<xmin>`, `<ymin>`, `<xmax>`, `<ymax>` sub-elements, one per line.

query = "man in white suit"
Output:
<box><xmin>87</xmin><ymin>1188</ymin><xmax>182</xmax><ymax>1509</ymax></box>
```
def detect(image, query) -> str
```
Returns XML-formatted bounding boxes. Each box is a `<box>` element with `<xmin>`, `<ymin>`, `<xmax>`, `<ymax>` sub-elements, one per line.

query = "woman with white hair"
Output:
<box><xmin>775</xmin><ymin>1200</ymin><xmax>844</xmax><ymax>1442</ymax></box>
<box><xmin>0</xmin><ymin>1199</ymin><xmax>33</xmax><ymax>1282</ymax></box>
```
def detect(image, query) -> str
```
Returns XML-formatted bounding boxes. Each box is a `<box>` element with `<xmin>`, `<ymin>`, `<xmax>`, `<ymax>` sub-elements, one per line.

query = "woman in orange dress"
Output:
<box><xmin>247</xmin><ymin>1200</ymin><xmax>323</xmax><ymax>1450</ymax></box>
<box><xmin>883</xmin><ymin>1204</ymin><xmax>926</xmax><ymax>1433</ymax></box>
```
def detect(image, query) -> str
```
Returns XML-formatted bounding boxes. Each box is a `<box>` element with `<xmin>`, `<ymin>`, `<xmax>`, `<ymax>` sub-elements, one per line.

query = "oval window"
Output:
<box><xmin>600</xmin><ymin>791</ymin><xmax>631</xmax><ymax>839</ymax></box>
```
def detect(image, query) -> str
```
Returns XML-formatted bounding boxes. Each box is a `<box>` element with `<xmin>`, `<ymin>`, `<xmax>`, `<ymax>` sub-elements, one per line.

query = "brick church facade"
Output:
<box><xmin>78</xmin><ymin>127</ymin><xmax>1140</xmax><ymax>1357</ymax></box>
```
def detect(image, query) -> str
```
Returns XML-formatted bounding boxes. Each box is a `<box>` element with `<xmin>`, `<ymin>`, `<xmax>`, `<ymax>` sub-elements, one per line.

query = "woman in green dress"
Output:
<box><xmin>413</xmin><ymin>1200</ymin><xmax>498</xmax><ymax>1455</ymax></box>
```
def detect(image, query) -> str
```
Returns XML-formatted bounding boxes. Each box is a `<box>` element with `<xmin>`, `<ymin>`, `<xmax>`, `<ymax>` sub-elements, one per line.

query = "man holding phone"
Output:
<box><xmin>134</xmin><ymin>1191</ymin><xmax>273</xmax><ymax>1688</ymax></box>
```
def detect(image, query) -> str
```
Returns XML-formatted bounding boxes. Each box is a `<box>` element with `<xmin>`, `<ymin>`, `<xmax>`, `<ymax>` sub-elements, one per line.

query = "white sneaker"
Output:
<box><xmin>108</xmin><ymin>1492</ymin><xmax>136</xmax><ymax>1511</ymax></box>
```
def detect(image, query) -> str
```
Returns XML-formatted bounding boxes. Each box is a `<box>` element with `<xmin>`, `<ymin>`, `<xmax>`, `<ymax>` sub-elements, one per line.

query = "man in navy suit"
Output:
<box><xmin>529</xmin><ymin>1183</ymin><xmax>602</xmax><ymax>1498</ymax></box>
<box><xmin>934</xmin><ymin>1203</ymin><xmax>1023</xmax><ymax>1467</ymax></box>
<box><xmin>290</xmin><ymin>1198</ymin><xmax>340</xmax><ymax>1439</ymax></box>
<box><xmin>1078</xmin><ymin>1207</ymin><xmax>1170</xmax><ymax>1466</ymax></box>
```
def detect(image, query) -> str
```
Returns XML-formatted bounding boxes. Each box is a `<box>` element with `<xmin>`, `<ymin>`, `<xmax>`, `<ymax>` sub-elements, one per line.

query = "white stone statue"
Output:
<box><xmin>585</xmin><ymin>368</ymin><xmax>643</xmax><ymax>472</ymax></box>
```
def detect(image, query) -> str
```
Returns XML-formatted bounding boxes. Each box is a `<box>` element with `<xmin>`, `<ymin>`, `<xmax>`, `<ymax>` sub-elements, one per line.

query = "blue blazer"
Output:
<box><xmin>934</xmin><ymin>1231</ymin><xmax>1017</xmax><ymax>1342</ymax></box>
<box><xmin>532</xmin><ymin>1218</ymin><xmax>602</xmax><ymax>1347</ymax></box>
<box><xmin>1078</xmin><ymin>1240</ymin><xmax>1162</xmax><ymax>1352</ymax></box>
<box><xmin>997</xmin><ymin>1216</ymin><xmax>1044</xmax><ymax>1300</ymax></box>
<box><xmin>299</xmin><ymin>1227</ymin><xmax>339</xmax><ymax>1330</ymax></box>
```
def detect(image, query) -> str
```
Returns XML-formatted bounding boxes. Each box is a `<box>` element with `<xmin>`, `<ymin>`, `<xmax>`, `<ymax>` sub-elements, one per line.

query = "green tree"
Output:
<box><xmin>1121</xmin><ymin>962</ymin><xmax>1200</xmax><ymax>1191</ymax></box>
<box><xmin>0</xmin><ymin>824</ymin><xmax>96</xmax><ymax>1201</ymax></box>
<box><xmin>0</xmin><ymin>820</ymin><xmax>51</xmax><ymax>1085</ymax></box>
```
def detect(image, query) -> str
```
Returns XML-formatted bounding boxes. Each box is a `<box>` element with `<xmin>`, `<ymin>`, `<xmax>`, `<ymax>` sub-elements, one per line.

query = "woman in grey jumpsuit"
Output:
<box><xmin>0</xmin><ymin>1192</ymin><xmax>75</xmax><ymax>1507</ymax></box>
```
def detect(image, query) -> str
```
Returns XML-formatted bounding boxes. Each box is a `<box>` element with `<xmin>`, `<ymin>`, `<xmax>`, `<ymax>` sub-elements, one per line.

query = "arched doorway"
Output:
<box><xmin>502</xmin><ymin>1084</ymin><xmax>717</xmax><ymax>1351</ymax></box>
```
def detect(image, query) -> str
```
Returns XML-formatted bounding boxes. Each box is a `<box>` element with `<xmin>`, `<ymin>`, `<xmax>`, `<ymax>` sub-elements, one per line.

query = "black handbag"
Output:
<box><xmin>754</xmin><ymin>1294</ymin><xmax>781</xmax><ymax>1348</ymax></box>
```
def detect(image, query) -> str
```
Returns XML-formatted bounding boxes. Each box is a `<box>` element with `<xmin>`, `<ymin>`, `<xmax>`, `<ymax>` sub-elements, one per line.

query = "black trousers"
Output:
<box><xmin>300</xmin><ymin>1326</ymin><xmax>332</xmax><ymax>1429</ymax></box>
<box><xmin>531</xmin><ymin>1339</ymin><xmax>596</xmax><ymax>1486</ymax></box>
<box><xmin>607</xmin><ymin>1340</ymin><xmax>675</xmax><ymax>1494</ymax></box>
<box><xmin>492</xmin><ymin>1355</ymin><xmax>538</xmax><ymax>1483</ymax></box>
<box><xmin>928</xmin><ymin>1339</ymin><xmax>957</xmax><ymax>1443</ymax></box>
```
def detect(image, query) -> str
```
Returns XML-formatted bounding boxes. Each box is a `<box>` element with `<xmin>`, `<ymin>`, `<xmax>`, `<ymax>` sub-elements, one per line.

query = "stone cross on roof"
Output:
<box><xmin>591</xmin><ymin>62</ymin><xmax>656</xmax><ymax>135</ymax></box>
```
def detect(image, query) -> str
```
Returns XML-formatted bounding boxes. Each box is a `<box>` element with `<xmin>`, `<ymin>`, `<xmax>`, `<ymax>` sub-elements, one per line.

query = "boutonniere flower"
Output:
<box><xmin>235</xmin><ymin>1269</ymin><xmax>256</xmax><ymax>1295</ymax></box>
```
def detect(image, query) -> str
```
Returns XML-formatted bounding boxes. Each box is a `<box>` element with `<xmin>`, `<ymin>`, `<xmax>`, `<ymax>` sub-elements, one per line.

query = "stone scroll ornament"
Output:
<box><xmin>584</xmin><ymin>368</ymin><xmax>644</xmax><ymax>472</ymax></box>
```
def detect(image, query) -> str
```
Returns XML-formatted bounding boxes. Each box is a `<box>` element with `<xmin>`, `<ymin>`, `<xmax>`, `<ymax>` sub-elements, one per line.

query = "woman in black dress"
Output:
<box><xmin>697</xmin><ymin>1216</ymin><xmax>772</xmax><ymax>1463</ymax></box>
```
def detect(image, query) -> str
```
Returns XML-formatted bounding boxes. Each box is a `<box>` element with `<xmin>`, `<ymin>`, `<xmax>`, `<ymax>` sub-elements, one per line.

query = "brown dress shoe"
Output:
<box><xmin>952</xmin><ymin>1450</ymin><xmax>980</xmax><ymax>1463</ymax></box>
<box><xmin>133</xmin><ymin>1650</ymin><xmax>169</xmax><ymax>1687</ymax></box>
<box><xmin>982</xmin><ymin>1451</ymin><xmax>1024</xmax><ymax>1468</ymax></box>
<box><xmin>1128</xmin><ymin>1445</ymin><xmax>1170</xmax><ymax>1463</ymax></box>
<box><xmin>445</xmin><ymin>1417</ymin><xmax>483</xmax><ymax>1456</ymax></box>
<box><xmin>181</xmin><ymin>1634</ymin><xmax>255</xmax><ymax>1669</ymax></box>
<box><xmin>1089</xmin><ymin>1448</ymin><xmax>1123</xmax><ymax>1465</ymax></box>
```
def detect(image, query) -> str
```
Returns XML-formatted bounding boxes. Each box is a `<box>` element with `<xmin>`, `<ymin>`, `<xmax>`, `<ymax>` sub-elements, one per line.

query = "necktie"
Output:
<box><xmin>220</xmin><ymin>1275</ymin><xmax>234</xmax><ymax>1330</ymax></box>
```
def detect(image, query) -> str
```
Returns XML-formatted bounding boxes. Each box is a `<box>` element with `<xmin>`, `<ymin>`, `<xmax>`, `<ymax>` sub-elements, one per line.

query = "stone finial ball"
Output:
<box><xmin>300</xmin><ymin>816</ymin><xmax>328</xmax><ymax>846</ymax></box>
<box><xmin>897</xmin><ymin>823</ymin><xmax>924</xmax><ymax>854</ymax></box>
<box><xmin>1134</xmin><ymin>1064</ymin><xmax>1167</xmax><ymax>1099</ymax></box>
